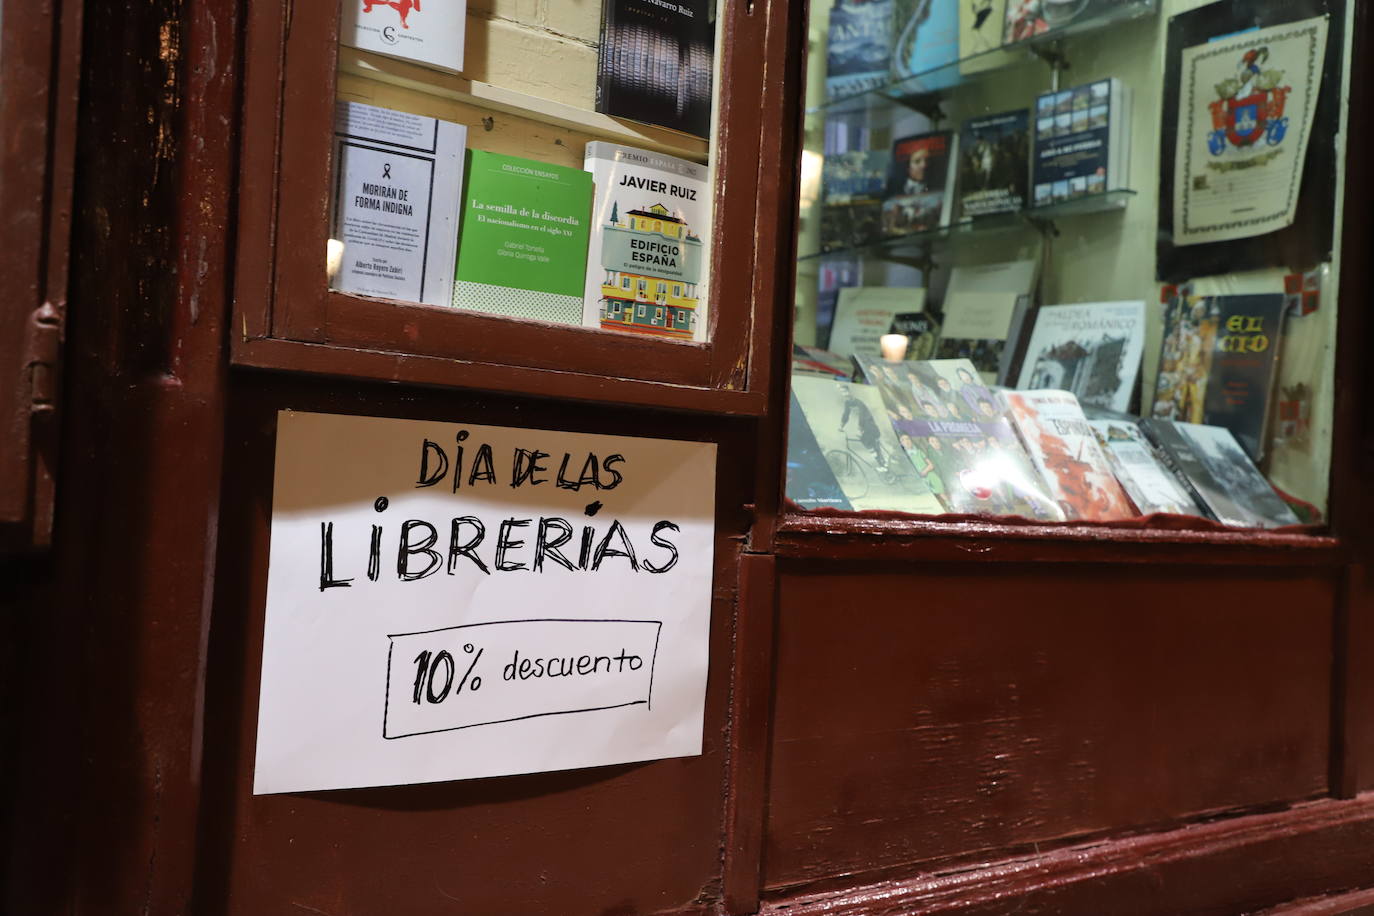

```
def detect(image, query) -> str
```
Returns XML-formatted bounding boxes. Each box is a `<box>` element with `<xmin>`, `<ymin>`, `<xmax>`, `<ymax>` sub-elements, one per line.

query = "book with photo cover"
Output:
<box><xmin>452</xmin><ymin>151</ymin><xmax>592</xmax><ymax>325</ymax></box>
<box><xmin>1014</xmin><ymin>300</ymin><xmax>1146</xmax><ymax>413</ymax></box>
<box><xmin>791</xmin><ymin>374</ymin><xmax>944</xmax><ymax>514</ymax></box>
<box><xmin>583</xmin><ymin>142</ymin><xmax>709</xmax><ymax>341</ymax></box>
<box><xmin>786</xmin><ymin>390</ymin><xmax>854</xmax><ymax>511</ymax></box>
<box><xmin>341</xmin><ymin>0</ymin><xmax>466</xmax><ymax>73</ymax></box>
<box><xmin>1150</xmin><ymin>291</ymin><xmax>1287</xmax><ymax>464</ymax></box>
<box><xmin>855</xmin><ymin>356</ymin><xmax>1064</xmax><ymax>520</ymax></box>
<box><xmin>958</xmin><ymin>109</ymin><xmax>1031</xmax><ymax>219</ymax></box>
<box><xmin>826</xmin><ymin>0</ymin><xmax>895</xmax><ymax>101</ymax></box>
<box><xmin>820</xmin><ymin>148</ymin><xmax>888</xmax><ymax>253</ymax></box>
<box><xmin>1001</xmin><ymin>390</ymin><xmax>1135</xmax><ymax>521</ymax></box>
<box><xmin>330</xmin><ymin>101</ymin><xmax>466</xmax><ymax>307</ymax></box>
<box><xmin>1088</xmin><ymin>419</ymin><xmax>1202</xmax><ymax>517</ymax></box>
<box><xmin>1140</xmin><ymin>419</ymin><xmax>1299</xmax><ymax>529</ymax></box>
<box><xmin>1030</xmin><ymin>78</ymin><xmax>1131</xmax><ymax>208</ymax></box>
<box><xmin>882</xmin><ymin>130</ymin><xmax>957</xmax><ymax>236</ymax></box>
<box><xmin>935</xmin><ymin>292</ymin><xmax>1030</xmax><ymax>385</ymax></box>
<box><xmin>596</xmin><ymin>0</ymin><xmax>714</xmax><ymax>138</ymax></box>
<box><xmin>890</xmin><ymin>310</ymin><xmax>941</xmax><ymax>361</ymax></box>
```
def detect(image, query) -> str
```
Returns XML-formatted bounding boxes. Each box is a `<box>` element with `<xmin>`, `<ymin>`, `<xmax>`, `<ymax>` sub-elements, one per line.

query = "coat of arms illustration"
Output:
<box><xmin>1206</xmin><ymin>46</ymin><xmax>1291</xmax><ymax>158</ymax></box>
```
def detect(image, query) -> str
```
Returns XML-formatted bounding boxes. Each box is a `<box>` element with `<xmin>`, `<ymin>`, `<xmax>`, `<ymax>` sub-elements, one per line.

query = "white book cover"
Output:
<box><xmin>331</xmin><ymin>101</ymin><xmax>466</xmax><ymax>307</ymax></box>
<box><xmin>583</xmin><ymin>142</ymin><xmax>710</xmax><ymax>342</ymax></box>
<box><xmin>1002</xmin><ymin>390</ymin><xmax>1135</xmax><ymax>521</ymax></box>
<box><xmin>1014</xmin><ymin>300</ymin><xmax>1146</xmax><ymax>414</ymax></box>
<box><xmin>829</xmin><ymin>287</ymin><xmax>926</xmax><ymax>362</ymax></box>
<box><xmin>341</xmin><ymin>0</ymin><xmax>466</xmax><ymax>74</ymax></box>
<box><xmin>1088</xmin><ymin>419</ymin><xmax>1201</xmax><ymax>517</ymax></box>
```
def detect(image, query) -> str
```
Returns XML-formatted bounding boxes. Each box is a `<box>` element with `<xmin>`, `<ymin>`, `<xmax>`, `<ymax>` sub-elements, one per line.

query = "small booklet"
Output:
<box><xmin>1002</xmin><ymin>390</ymin><xmax>1136</xmax><ymax>521</ymax></box>
<box><xmin>340</xmin><ymin>0</ymin><xmax>466</xmax><ymax>73</ymax></box>
<box><xmin>1088</xmin><ymin>419</ymin><xmax>1202</xmax><ymax>517</ymax></box>
<box><xmin>330</xmin><ymin>101</ymin><xmax>466</xmax><ymax>307</ymax></box>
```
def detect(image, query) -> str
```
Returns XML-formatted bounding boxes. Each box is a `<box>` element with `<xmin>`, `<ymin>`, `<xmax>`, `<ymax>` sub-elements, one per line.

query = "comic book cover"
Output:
<box><xmin>854</xmin><ymin>356</ymin><xmax>1064</xmax><ymax>519</ymax></box>
<box><xmin>1001</xmin><ymin>390</ymin><xmax>1135</xmax><ymax>521</ymax></box>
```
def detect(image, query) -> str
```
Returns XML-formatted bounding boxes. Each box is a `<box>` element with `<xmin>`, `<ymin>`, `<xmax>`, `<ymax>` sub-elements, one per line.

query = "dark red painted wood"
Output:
<box><xmin>764</xmin><ymin>564</ymin><xmax>1335</xmax><ymax>891</ymax></box>
<box><xmin>193</xmin><ymin>374</ymin><xmax>754</xmax><ymax>914</ymax></box>
<box><xmin>759</xmin><ymin>796</ymin><xmax>1374</xmax><ymax>915</ymax></box>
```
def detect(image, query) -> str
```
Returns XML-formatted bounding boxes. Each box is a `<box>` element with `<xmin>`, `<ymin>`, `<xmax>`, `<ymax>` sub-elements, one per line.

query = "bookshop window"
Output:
<box><xmin>326</xmin><ymin>0</ymin><xmax>719</xmax><ymax>343</ymax></box>
<box><xmin>788</xmin><ymin>0</ymin><xmax>1351</xmax><ymax>530</ymax></box>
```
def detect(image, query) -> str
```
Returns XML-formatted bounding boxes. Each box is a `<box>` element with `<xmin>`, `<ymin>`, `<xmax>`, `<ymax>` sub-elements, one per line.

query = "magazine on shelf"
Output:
<box><xmin>958</xmin><ymin>109</ymin><xmax>1031</xmax><ymax>219</ymax></box>
<box><xmin>826</xmin><ymin>0</ymin><xmax>895</xmax><ymax>101</ymax></box>
<box><xmin>855</xmin><ymin>356</ymin><xmax>1064</xmax><ymax>520</ymax></box>
<box><xmin>786</xmin><ymin>390</ymin><xmax>854</xmax><ymax>511</ymax></box>
<box><xmin>1001</xmin><ymin>390</ymin><xmax>1136</xmax><ymax>521</ymax></box>
<box><xmin>882</xmin><ymin>130</ymin><xmax>957</xmax><ymax>236</ymax></box>
<box><xmin>1004</xmin><ymin>0</ymin><xmax>1135</xmax><ymax>44</ymax></box>
<box><xmin>1151</xmin><ymin>291</ymin><xmax>1288</xmax><ymax>463</ymax></box>
<box><xmin>596</xmin><ymin>0</ymin><xmax>714</xmax><ymax>137</ymax></box>
<box><xmin>1140</xmin><ymin>419</ymin><xmax>1299</xmax><ymax>529</ymax></box>
<box><xmin>792</xmin><ymin>374</ymin><xmax>944</xmax><ymax>514</ymax></box>
<box><xmin>1031</xmin><ymin>78</ymin><xmax>1131</xmax><ymax>207</ymax></box>
<box><xmin>583</xmin><ymin>142</ymin><xmax>709</xmax><ymax>341</ymax></box>
<box><xmin>1088</xmin><ymin>419</ymin><xmax>1203</xmax><ymax>517</ymax></box>
<box><xmin>340</xmin><ymin>0</ymin><xmax>466</xmax><ymax>73</ymax></box>
<box><xmin>330</xmin><ymin>101</ymin><xmax>466</xmax><ymax>307</ymax></box>
<box><xmin>890</xmin><ymin>0</ymin><xmax>959</xmax><ymax>92</ymax></box>
<box><xmin>452</xmin><ymin>151</ymin><xmax>592</xmax><ymax>325</ymax></box>
<box><xmin>1014</xmin><ymin>300</ymin><xmax>1146</xmax><ymax>413</ymax></box>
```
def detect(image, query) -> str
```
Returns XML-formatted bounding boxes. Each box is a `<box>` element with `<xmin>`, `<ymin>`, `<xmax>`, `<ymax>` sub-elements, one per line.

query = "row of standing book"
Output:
<box><xmin>789</xmin><ymin>286</ymin><xmax>1303</xmax><ymax>529</ymax></box>
<box><xmin>330</xmin><ymin>100</ymin><xmax>712</xmax><ymax>342</ymax></box>
<box><xmin>820</xmin><ymin>76</ymin><xmax>1131</xmax><ymax>253</ymax></box>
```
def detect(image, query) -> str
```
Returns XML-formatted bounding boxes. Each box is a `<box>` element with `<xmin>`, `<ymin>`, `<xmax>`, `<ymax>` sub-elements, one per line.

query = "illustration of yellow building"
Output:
<box><xmin>596</xmin><ymin>202</ymin><xmax>703</xmax><ymax>339</ymax></box>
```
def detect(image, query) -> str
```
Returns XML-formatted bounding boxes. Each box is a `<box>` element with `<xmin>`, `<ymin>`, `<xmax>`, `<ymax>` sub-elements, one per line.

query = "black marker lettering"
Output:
<box><xmin>397</xmin><ymin>519</ymin><xmax>442</xmax><ymax>580</ymax></box>
<box><xmin>447</xmin><ymin>516</ymin><xmax>490</xmax><ymax>574</ymax></box>
<box><xmin>416</xmin><ymin>439</ymin><xmax>448</xmax><ymax>487</ymax></box>
<box><xmin>511</xmin><ymin>448</ymin><xmax>550</xmax><ymax>488</ymax></box>
<box><xmin>601</xmin><ymin>454</ymin><xmax>625</xmax><ymax>489</ymax></box>
<box><xmin>318</xmin><ymin>521</ymin><xmax>353</xmax><ymax>590</ymax></box>
<box><xmin>494</xmin><ymin>517</ymin><xmax>531</xmax><ymax>571</ymax></box>
<box><xmin>468</xmin><ymin>443</ymin><xmax>496</xmax><ymax>486</ymax></box>
<box><xmin>642</xmin><ymin>520</ymin><xmax>681</xmax><ymax>573</ymax></box>
<box><xmin>533</xmin><ymin>516</ymin><xmax>576</xmax><ymax>572</ymax></box>
<box><xmin>592</xmin><ymin>519</ymin><xmax>639</xmax><ymax>571</ymax></box>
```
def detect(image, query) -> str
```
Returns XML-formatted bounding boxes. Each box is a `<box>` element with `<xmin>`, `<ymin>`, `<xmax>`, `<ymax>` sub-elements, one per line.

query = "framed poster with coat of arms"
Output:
<box><xmin>1155</xmin><ymin>0</ymin><xmax>1345</xmax><ymax>283</ymax></box>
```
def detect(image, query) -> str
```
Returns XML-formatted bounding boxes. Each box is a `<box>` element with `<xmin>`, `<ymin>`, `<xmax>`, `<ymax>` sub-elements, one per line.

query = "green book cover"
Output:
<box><xmin>453</xmin><ymin>150</ymin><xmax>593</xmax><ymax>324</ymax></box>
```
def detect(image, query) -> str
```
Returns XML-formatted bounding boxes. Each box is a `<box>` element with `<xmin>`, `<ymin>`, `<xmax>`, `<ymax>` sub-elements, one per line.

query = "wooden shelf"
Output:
<box><xmin>338</xmin><ymin>47</ymin><xmax>709</xmax><ymax>163</ymax></box>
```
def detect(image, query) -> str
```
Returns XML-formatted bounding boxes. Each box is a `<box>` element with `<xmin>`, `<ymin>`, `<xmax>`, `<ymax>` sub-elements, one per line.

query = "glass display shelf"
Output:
<box><xmin>809</xmin><ymin>0</ymin><xmax>1159</xmax><ymax>118</ymax></box>
<box><xmin>800</xmin><ymin>189</ymin><xmax>1136</xmax><ymax>262</ymax></box>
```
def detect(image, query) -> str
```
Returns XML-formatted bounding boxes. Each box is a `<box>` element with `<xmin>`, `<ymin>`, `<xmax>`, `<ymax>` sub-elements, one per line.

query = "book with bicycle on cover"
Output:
<box><xmin>791</xmin><ymin>374</ymin><xmax>943</xmax><ymax>515</ymax></box>
<box><xmin>854</xmin><ymin>356</ymin><xmax>1063</xmax><ymax>520</ymax></box>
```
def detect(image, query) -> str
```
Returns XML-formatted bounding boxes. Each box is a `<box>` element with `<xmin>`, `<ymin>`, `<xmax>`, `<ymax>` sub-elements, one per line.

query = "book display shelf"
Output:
<box><xmin>232</xmin><ymin>0</ymin><xmax>792</xmax><ymax>415</ymax></box>
<box><xmin>787</xmin><ymin>0</ymin><xmax>1358</xmax><ymax>550</ymax></box>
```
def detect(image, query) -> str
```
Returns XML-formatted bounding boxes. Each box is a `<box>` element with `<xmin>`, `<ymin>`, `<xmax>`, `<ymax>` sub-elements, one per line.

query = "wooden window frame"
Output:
<box><xmin>233</xmin><ymin>0</ymin><xmax>791</xmax><ymax>416</ymax></box>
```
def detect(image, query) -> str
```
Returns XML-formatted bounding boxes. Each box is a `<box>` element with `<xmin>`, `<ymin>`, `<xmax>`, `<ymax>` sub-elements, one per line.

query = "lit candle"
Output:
<box><xmin>326</xmin><ymin>238</ymin><xmax>345</xmax><ymax>282</ymax></box>
<box><xmin>880</xmin><ymin>333</ymin><xmax>910</xmax><ymax>362</ymax></box>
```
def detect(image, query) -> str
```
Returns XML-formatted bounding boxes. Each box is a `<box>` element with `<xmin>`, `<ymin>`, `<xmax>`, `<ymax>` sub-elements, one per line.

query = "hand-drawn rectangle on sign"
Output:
<box><xmin>254</xmin><ymin>410</ymin><xmax>716</xmax><ymax>794</ymax></box>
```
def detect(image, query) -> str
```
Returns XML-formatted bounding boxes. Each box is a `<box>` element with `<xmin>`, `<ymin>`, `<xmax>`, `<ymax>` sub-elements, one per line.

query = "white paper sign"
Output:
<box><xmin>254</xmin><ymin>411</ymin><xmax>716</xmax><ymax>794</ymax></box>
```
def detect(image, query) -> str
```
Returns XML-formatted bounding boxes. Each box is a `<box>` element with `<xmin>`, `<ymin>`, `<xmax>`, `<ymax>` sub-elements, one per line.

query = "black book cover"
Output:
<box><xmin>597</xmin><ymin>0</ymin><xmax>714</xmax><ymax>139</ymax></box>
<box><xmin>1151</xmin><ymin>292</ymin><xmax>1286</xmax><ymax>463</ymax></box>
<box><xmin>958</xmin><ymin>109</ymin><xmax>1029</xmax><ymax>218</ymax></box>
<box><xmin>1140</xmin><ymin>419</ymin><xmax>1297</xmax><ymax>529</ymax></box>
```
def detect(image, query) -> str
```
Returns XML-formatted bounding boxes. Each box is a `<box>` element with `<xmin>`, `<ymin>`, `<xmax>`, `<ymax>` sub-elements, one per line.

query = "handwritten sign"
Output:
<box><xmin>254</xmin><ymin>411</ymin><xmax>716</xmax><ymax>794</ymax></box>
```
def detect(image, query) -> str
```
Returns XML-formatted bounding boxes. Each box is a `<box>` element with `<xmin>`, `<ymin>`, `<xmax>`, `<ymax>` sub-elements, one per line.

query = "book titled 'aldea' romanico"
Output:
<box><xmin>596</xmin><ymin>0</ymin><xmax>714</xmax><ymax>138</ymax></box>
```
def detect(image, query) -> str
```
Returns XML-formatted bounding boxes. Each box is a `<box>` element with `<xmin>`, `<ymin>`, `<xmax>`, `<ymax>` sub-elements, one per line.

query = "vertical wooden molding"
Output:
<box><xmin>722</xmin><ymin>551</ymin><xmax>778</xmax><ymax>914</ymax></box>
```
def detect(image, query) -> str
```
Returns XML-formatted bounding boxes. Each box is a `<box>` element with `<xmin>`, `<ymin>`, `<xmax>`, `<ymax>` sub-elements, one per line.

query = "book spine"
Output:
<box><xmin>1137</xmin><ymin>422</ymin><xmax>1220</xmax><ymax>523</ymax></box>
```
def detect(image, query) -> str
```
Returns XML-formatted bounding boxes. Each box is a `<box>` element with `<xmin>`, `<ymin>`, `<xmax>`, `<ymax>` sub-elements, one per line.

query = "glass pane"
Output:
<box><xmin>327</xmin><ymin>0</ymin><xmax>721</xmax><ymax>343</ymax></box>
<box><xmin>789</xmin><ymin>0</ymin><xmax>1350</xmax><ymax>529</ymax></box>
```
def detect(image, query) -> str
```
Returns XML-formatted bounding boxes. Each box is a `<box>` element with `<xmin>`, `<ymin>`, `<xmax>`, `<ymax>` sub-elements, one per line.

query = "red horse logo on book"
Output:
<box><xmin>362</xmin><ymin>0</ymin><xmax>420</xmax><ymax>29</ymax></box>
